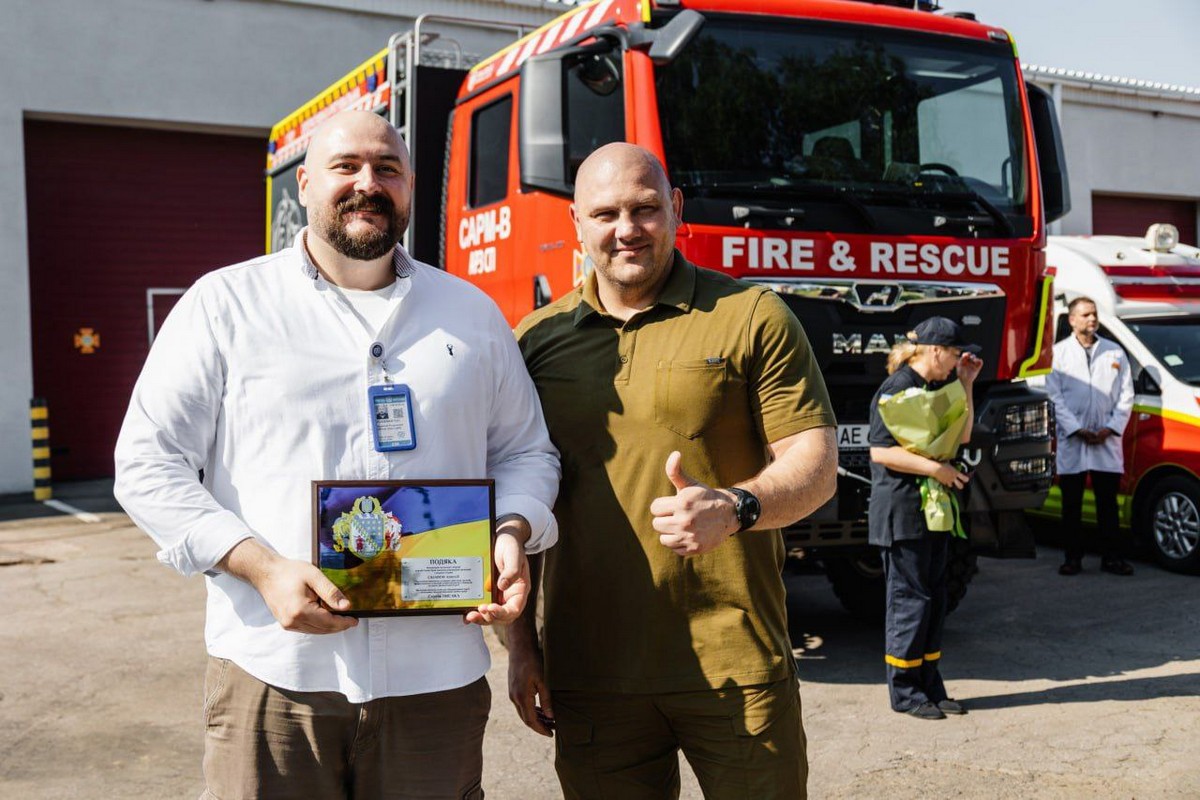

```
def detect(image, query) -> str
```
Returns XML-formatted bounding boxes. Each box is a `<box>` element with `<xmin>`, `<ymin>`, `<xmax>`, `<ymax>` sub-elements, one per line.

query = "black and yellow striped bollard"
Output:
<box><xmin>31</xmin><ymin>398</ymin><xmax>51</xmax><ymax>501</ymax></box>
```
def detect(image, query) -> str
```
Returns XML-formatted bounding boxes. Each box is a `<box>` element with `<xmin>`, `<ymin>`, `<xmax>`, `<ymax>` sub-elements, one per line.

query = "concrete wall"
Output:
<box><xmin>0</xmin><ymin>0</ymin><xmax>558</xmax><ymax>494</ymax></box>
<box><xmin>1044</xmin><ymin>85</ymin><xmax>1200</xmax><ymax>236</ymax></box>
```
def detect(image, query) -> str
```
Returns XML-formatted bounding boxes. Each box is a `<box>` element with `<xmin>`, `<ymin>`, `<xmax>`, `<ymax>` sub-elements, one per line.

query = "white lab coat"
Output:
<box><xmin>1045</xmin><ymin>335</ymin><xmax>1134</xmax><ymax>475</ymax></box>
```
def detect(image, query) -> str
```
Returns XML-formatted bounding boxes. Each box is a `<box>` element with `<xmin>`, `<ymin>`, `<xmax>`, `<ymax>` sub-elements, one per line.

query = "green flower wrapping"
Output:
<box><xmin>877</xmin><ymin>380</ymin><xmax>969</xmax><ymax>537</ymax></box>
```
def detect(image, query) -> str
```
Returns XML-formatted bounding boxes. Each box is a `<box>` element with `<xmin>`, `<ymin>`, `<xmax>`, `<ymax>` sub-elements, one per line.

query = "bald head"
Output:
<box><xmin>305</xmin><ymin>110</ymin><xmax>409</xmax><ymax>172</ymax></box>
<box><xmin>297</xmin><ymin>110</ymin><xmax>413</xmax><ymax>263</ymax></box>
<box><xmin>574</xmin><ymin>143</ymin><xmax>672</xmax><ymax>202</ymax></box>
<box><xmin>569</xmin><ymin>143</ymin><xmax>682</xmax><ymax>310</ymax></box>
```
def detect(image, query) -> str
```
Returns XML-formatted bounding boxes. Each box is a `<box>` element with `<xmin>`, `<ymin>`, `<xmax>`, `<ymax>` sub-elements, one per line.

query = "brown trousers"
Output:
<box><xmin>201</xmin><ymin>657</ymin><xmax>489</xmax><ymax>800</ymax></box>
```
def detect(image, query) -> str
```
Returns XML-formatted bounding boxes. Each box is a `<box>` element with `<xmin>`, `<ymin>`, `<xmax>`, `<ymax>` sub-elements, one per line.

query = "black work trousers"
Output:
<box><xmin>881</xmin><ymin>534</ymin><xmax>949</xmax><ymax>712</ymax></box>
<box><xmin>1060</xmin><ymin>471</ymin><xmax>1122</xmax><ymax>563</ymax></box>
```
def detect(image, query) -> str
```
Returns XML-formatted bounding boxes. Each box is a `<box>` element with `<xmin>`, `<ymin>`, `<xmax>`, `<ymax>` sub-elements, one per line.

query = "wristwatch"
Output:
<box><xmin>727</xmin><ymin>487</ymin><xmax>762</xmax><ymax>532</ymax></box>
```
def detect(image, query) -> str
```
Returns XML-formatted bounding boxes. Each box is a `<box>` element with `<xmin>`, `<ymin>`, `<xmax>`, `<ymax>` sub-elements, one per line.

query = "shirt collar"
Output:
<box><xmin>573</xmin><ymin>250</ymin><xmax>696</xmax><ymax>326</ymax></box>
<box><xmin>294</xmin><ymin>227</ymin><xmax>416</xmax><ymax>283</ymax></box>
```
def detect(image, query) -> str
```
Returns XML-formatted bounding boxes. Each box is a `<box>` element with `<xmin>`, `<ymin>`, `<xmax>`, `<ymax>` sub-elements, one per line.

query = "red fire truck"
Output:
<box><xmin>266</xmin><ymin>0</ymin><xmax>1068</xmax><ymax>617</ymax></box>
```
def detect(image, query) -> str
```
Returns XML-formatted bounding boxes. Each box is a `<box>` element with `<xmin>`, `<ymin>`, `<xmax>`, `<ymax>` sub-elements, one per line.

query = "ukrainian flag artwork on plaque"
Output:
<box><xmin>312</xmin><ymin>480</ymin><xmax>496</xmax><ymax>615</ymax></box>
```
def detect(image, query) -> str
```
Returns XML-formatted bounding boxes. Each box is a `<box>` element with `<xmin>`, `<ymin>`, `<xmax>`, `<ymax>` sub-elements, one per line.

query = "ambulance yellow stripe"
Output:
<box><xmin>1133</xmin><ymin>403</ymin><xmax>1200</xmax><ymax>429</ymax></box>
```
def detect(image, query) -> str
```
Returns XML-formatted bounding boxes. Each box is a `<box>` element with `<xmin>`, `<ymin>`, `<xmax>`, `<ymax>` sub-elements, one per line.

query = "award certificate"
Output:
<box><xmin>312</xmin><ymin>479</ymin><xmax>497</xmax><ymax>616</ymax></box>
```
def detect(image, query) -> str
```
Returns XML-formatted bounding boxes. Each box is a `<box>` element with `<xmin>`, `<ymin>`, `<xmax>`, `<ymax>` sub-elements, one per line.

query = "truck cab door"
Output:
<box><xmin>446</xmin><ymin>90</ymin><xmax>517</xmax><ymax>321</ymax></box>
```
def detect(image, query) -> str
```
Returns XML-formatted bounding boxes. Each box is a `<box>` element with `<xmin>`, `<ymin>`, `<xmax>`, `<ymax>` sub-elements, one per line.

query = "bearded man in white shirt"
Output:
<box><xmin>115</xmin><ymin>111</ymin><xmax>560</xmax><ymax>798</ymax></box>
<box><xmin>1045</xmin><ymin>296</ymin><xmax>1135</xmax><ymax>577</ymax></box>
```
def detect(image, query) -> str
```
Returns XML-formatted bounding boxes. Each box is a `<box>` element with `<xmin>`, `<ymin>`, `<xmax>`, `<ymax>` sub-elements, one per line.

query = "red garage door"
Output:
<box><xmin>24</xmin><ymin>120</ymin><xmax>264</xmax><ymax>480</ymax></box>
<box><xmin>1092</xmin><ymin>194</ymin><xmax>1197</xmax><ymax>244</ymax></box>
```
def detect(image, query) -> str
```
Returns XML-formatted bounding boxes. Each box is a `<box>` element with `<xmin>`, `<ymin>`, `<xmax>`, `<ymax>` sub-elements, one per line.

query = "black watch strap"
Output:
<box><xmin>728</xmin><ymin>487</ymin><xmax>762</xmax><ymax>532</ymax></box>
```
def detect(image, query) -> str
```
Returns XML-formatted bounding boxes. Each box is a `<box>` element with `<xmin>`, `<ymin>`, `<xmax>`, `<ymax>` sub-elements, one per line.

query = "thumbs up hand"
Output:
<box><xmin>650</xmin><ymin>451</ymin><xmax>740</xmax><ymax>557</ymax></box>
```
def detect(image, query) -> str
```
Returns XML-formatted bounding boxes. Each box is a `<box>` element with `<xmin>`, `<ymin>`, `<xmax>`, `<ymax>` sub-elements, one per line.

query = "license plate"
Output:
<box><xmin>837</xmin><ymin>424</ymin><xmax>870</xmax><ymax>450</ymax></box>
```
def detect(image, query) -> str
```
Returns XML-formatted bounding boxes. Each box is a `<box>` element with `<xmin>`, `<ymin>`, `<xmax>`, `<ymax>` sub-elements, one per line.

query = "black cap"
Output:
<box><xmin>909</xmin><ymin>317</ymin><xmax>982</xmax><ymax>355</ymax></box>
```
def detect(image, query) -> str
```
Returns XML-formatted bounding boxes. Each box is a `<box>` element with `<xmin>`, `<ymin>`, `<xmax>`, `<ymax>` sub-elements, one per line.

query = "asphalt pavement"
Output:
<box><xmin>1</xmin><ymin>486</ymin><xmax>1197</xmax><ymax>798</ymax></box>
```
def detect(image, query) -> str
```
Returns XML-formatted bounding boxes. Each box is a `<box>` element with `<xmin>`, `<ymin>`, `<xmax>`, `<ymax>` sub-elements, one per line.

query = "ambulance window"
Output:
<box><xmin>565</xmin><ymin>52</ymin><xmax>625</xmax><ymax>182</ymax></box>
<box><xmin>469</xmin><ymin>95</ymin><xmax>512</xmax><ymax>208</ymax></box>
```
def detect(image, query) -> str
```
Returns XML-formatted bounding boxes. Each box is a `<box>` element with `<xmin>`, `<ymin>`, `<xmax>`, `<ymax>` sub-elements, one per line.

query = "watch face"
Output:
<box><xmin>734</xmin><ymin>488</ymin><xmax>761</xmax><ymax>530</ymax></box>
<box><xmin>745</xmin><ymin>496</ymin><xmax>761</xmax><ymax>525</ymax></box>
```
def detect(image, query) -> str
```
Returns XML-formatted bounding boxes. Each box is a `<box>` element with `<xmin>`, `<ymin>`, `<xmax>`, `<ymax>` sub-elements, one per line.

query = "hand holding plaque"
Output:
<box><xmin>463</xmin><ymin>516</ymin><xmax>531</xmax><ymax>625</ymax></box>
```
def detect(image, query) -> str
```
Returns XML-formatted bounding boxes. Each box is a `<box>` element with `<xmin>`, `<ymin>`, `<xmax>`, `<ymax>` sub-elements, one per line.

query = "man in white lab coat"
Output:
<box><xmin>1046</xmin><ymin>296</ymin><xmax>1135</xmax><ymax>576</ymax></box>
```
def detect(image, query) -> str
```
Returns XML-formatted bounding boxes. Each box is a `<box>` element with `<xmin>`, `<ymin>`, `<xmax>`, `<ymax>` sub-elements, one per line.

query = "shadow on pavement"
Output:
<box><xmin>965</xmin><ymin>672</ymin><xmax>1200</xmax><ymax>710</ymax></box>
<box><xmin>785</xmin><ymin>546</ymin><xmax>1200</xmax><ymax>693</ymax></box>
<box><xmin>0</xmin><ymin>479</ymin><xmax>122</xmax><ymax>522</ymax></box>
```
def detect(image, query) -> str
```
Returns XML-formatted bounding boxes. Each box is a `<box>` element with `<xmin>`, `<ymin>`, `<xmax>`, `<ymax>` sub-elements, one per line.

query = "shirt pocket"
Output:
<box><xmin>655</xmin><ymin>358</ymin><xmax>729</xmax><ymax>439</ymax></box>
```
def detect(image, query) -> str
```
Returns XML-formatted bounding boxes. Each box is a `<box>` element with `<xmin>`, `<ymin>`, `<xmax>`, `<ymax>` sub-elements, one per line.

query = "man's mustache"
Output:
<box><xmin>338</xmin><ymin>194</ymin><xmax>394</xmax><ymax>216</ymax></box>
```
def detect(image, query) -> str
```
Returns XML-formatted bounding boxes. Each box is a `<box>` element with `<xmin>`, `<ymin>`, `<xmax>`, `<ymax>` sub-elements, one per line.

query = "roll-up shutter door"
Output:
<box><xmin>24</xmin><ymin>120</ymin><xmax>264</xmax><ymax>479</ymax></box>
<box><xmin>1092</xmin><ymin>193</ymin><xmax>1197</xmax><ymax>244</ymax></box>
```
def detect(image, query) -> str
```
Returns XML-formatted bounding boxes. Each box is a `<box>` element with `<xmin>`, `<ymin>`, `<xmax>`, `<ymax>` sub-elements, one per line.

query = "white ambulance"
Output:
<box><xmin>1032</xmin><ymin>224</ymin><xmax>1200</xmax><ymax>573</ymax></box>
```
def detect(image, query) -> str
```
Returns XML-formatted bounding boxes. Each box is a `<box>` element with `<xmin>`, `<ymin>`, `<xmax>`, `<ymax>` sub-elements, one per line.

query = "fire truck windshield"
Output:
<box><xmin>655</xmin><ymin>16</ymin><xmax>1031</xmax><ymax>238</ymax></box>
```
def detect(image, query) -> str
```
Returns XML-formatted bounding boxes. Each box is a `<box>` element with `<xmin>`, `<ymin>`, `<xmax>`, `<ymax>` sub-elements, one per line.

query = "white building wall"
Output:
<box><xmin>0</xmin><ymin>0</ymin><xmax>559</xmax><ymax>494</ymax></box>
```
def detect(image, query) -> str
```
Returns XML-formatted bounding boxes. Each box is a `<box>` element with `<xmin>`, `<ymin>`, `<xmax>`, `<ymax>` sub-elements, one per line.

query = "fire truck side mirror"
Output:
<box><xmin>645</xmin><ymin>10</ymin><xmax>705</xmax><ymax>66</ymax></box>
<box><xmin>1027</xmin><ymin>82</ymin><xmax>1071</xmax><ymax>225</ymax></box>
<box><xmin>519</xmin><ymin>40</ymin><xmax>621</xmax><ymax>198</ymax></box>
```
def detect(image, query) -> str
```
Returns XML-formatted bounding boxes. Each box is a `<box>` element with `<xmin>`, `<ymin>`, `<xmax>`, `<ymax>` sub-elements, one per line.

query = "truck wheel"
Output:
<box><xmin>823</xmin><ymin>541</ymin><xmax>977</xmax><ymax>622</ymax></box>
<box><xmin>1140</xmin><ymin>475</ymin><xmax>1200</xmax><ymax>574</ymax></box>
<box><xmin>822</xmin><ymin>553</ymin><xmax>886</xmax><ymax>622</ymax></box>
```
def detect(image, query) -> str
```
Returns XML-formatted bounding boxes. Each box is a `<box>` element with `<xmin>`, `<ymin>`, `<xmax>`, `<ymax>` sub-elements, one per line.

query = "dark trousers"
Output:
<box><xmin>1060</xmin><ymin>471</ymin><xmax>1122</xmax><ymax>562</ymax></box>
<box><xmin>881</xmin><ymin>535</ymin><xmax>948</xmax><ymax>711</ymax></box>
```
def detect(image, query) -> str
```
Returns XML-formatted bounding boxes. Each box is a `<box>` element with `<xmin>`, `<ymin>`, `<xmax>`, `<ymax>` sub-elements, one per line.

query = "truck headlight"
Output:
<box><xmin>998</xmin><ymin>400</ymin><xmax>1050</xmax><ymax>441</ymax></box>
<box><xmin>999</xmin><ymin>456</ymin><xmax>1053</xmax><ymax>481</ymax></box>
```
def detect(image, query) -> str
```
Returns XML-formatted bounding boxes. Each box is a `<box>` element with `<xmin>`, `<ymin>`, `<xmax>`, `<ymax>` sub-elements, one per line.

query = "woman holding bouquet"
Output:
<box><xmin>868</xmin><ymin>317</ymin><xmax>983</xmax><ymax>720</ymax></box>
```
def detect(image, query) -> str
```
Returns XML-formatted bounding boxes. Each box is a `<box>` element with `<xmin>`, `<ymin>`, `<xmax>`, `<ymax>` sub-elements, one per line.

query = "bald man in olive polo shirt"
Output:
<box><xmin>508</xmin><ymin>143</ymin><xmax>837</xmax><ymax>800</ymax></box>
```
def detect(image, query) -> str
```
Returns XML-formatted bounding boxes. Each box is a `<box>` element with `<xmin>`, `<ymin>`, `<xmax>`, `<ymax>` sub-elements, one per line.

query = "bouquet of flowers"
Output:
<box><xmin>877</xmin><ymin>380</ymin><xmax>969</xmax><ymax>537</ymax></box>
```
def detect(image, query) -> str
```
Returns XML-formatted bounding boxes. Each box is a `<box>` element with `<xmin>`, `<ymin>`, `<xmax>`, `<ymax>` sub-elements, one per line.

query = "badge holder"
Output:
<box><xmin>369</xmin><ymin>383</ymin><xmax>417</xmax><ymax>452</ymax></box>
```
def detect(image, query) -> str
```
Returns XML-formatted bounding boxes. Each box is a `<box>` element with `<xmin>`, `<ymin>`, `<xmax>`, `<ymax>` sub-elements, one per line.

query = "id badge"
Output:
<box><xmin>368</xmin><ymin>383</ymin><xmax>416</xmax><ymax>452</ymax></box>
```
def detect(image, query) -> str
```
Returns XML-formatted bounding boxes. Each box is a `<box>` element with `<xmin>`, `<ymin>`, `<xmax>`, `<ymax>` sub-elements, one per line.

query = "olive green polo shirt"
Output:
<box><xmin>516</xmin><ymin>253</ymin><xmax>835</xmax><ymax>693</ymax></box>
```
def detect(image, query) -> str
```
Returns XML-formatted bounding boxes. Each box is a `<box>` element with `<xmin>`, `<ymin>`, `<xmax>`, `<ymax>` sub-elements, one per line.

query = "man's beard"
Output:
<box><xmin>312</xmin><ymin>193</ymin><xmax>409</xmax><ymax>261</ymax></box>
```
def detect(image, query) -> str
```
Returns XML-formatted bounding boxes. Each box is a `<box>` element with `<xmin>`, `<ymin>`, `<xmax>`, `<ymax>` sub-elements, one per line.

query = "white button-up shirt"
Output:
<box><xmin>115</xmin><ymin>231</ymin><xmax>560</xmax><ymax>701</ymax></box>
<box><xmin>1046</xmin><ymin>335</ymin><xmax>1134</xmax><ymax>475</ymax></box>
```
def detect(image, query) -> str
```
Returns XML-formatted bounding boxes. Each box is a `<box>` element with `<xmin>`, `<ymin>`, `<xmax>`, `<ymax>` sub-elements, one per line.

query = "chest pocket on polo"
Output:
<box><xmin>655</xmin><ymin>358</ymin><xmax>730</xmax><ymax>439</ymax></box>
